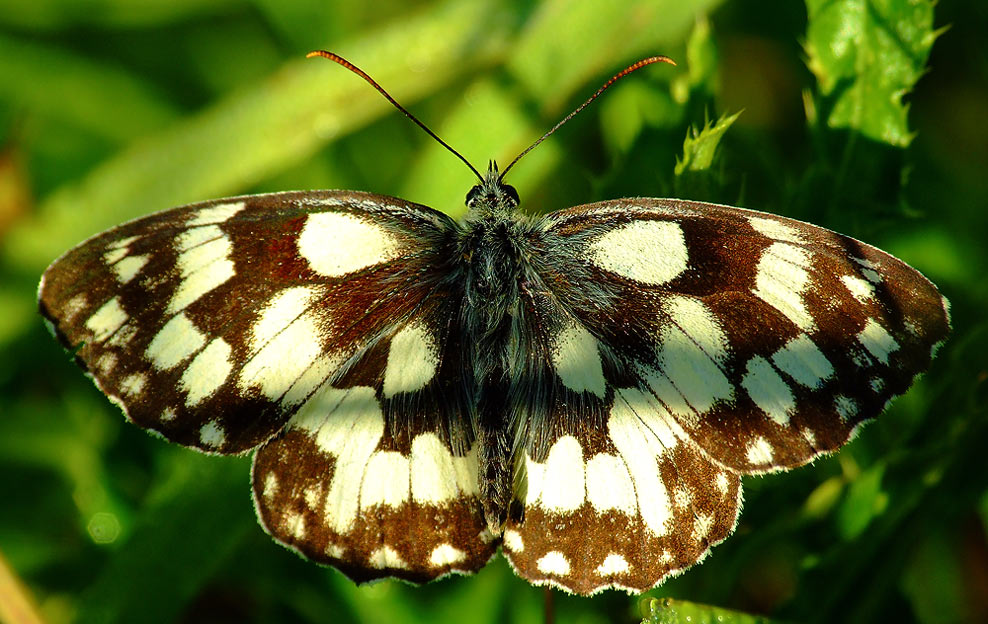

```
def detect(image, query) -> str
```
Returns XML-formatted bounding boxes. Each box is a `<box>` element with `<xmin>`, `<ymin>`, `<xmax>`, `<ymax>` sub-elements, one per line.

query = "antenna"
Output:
<box><xmin>308</xmin><ymin>51</ymin><xmax>676</xmax><ymax>185</ymax></box>
<box><xmin>307</xmin><ymin>50</ymin><xmax>485</xmax><ymax>182</ymax></box>
<box><xmin>498</xmin><ymin>56</ymin><xmax>676</xmax><ymax>180</ymax></box>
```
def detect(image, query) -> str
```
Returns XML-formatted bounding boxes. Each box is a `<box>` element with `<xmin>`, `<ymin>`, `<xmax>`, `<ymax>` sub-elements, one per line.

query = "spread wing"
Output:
<box><xmin>500</xmin><ymin>198</ymin><xmax>950</xmax><ymax>594</ymax></box>
<box><xmin>39</xmin><ymin>190</ymin><xmax>496</xmax><ymax>582</ymax></box>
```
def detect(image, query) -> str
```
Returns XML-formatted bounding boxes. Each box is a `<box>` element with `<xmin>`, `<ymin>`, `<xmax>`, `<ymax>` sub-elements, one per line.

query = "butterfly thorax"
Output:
<box><xmin>459</xmin><ymin>161</ymin><xmax>529</xmax><ymax>372</ymax></box>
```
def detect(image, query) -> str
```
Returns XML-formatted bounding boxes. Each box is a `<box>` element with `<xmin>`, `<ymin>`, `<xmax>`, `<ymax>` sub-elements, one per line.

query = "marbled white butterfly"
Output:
<box><xmin>38</xmin><ymin>52</ymin><xmax>950</xmax><ymax>595</ymax></box>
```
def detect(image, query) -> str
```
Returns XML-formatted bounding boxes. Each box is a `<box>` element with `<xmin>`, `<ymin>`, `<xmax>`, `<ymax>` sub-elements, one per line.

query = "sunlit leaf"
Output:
<box><xmin>508</xmin><ymin>0</ymin><xmax>725</xmax><ymax>111</ymax></box>
<box><xmin>643</xmin><ymin>598</ymin><xmax>785</xmax><ymax>624</ymax></box>
<box><xmin>4</xmin><ymin>0</ymin><xmax>512</xmax><ymax>273</ymax></box>
<box><xmin>804</xmin><ymin>0</ymin><xmax>940</xmax><ymax>147</ymax></box>
<box><xmin>675</xmin><ymin>110</ymin><xmax>741</xmax><ymax>174</ymax></box>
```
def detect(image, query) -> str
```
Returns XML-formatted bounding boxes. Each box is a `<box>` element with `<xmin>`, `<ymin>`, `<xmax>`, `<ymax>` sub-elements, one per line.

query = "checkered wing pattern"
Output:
<box><xmin>39</xmin><ymin>191</ymin><xmax>496</xmax><ymax>582</ymax></box>
<box><xmin>39</xmin><ymin>191</ymin><xmax>949</xmax><ymax>595</ymax></box>
<box><xmin>496</xmin><ymin>198</ymin><xmax>949</xmax><ymax>594</ymax></box>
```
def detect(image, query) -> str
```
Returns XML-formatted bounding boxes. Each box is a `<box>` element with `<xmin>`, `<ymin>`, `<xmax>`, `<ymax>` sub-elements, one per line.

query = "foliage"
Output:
<box><xmin>1</xmin><ymin>1</ymin><xmax>985</xmax><ymax>623</ymax></box>
<box><xmin>804</xmin><ymin>0</ymin><xmax>940</xmax><ymax>147</ymax></box>
<box><xmin>642</xmin><ymin>597</ymin><xmax>783</xmax><ymax>624</ymax></box>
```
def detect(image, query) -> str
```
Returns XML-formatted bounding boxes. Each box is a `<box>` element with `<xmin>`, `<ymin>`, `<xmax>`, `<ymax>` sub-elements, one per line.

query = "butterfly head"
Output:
<box><xmin>465</xmin><ymin>160</ymin><xmax>520</xmax><ymax>216</ymax></box>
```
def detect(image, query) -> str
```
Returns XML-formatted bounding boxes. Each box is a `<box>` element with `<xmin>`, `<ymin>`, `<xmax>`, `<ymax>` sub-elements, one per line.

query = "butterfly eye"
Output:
<box><xmin>464</xmin><ymin>183</ymin><xmax>520</xmax><ymax>210</ymax></box>
<box><xmin>465</xmin><ymin>184</ymin><xmax>484</xmax><ymax>208</ymax></box>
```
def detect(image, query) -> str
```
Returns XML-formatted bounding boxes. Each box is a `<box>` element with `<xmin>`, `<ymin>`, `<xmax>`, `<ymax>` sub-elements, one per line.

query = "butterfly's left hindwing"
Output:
<box><xmin>251</xmin><ymin>296</ymin><xmax>497</xmax><ymax>583</ymax></box>
<box><xmin>502</xmin><ymin>368</ymin><xmax>743</xmax><ymax>595</ymax></box>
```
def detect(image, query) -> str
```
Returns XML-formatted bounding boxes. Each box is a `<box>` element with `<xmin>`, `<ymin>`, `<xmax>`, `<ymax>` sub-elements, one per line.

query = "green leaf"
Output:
<box><xmin>508</xmin><ymin>0</ymin><xmax>725</xmax><ymax>111</ymax></box>
<box><xmin>804</xmin><ymin>0</ymin><xmax>940</xmax><ymax>147</ymax></box>
<box><xmin>0</xmin><ymin>287</ymin><xmax>33</xmax><ymax>348</ymax></box>
<box><xmin>600</xmin><ymin>81</ymin><xmax>680</xmax><ymax>155</ymax></box>
<box><xmin>671</xmin><ymin>15</ymin><xmax>719</xmax><ymax>102</ymax></box>
<box><xmin>674</xmin><ymin>110</ymin><xmax>741</xmax><ymax>175</ymax></box>
<box><xmin>642</xmin><ymin>598</ymin><xmax>786</xmax><ymax>624</ymax></box>
<box><xmin>0</xmin><ymin>0</ymin><xmax>236</xmax><ymax>30</ymax></box>
<box><xmin>900</xmin><ymin>530</ymin><xmax>968</xmax><ymax>624</ymax></box>
<box><xmin>0</xmin><ymin>34</ymin><xmax>178</xmax><ymax>143</ymax></box>
<box><xmin>836</xmin><ymin>461</ymin><xmax>887</xmax><ymax>540</ymax></box>
<box><xmin>75</xmin><ymin>453</ymin><xmax>251</xmax><ymax>624</ymax></box>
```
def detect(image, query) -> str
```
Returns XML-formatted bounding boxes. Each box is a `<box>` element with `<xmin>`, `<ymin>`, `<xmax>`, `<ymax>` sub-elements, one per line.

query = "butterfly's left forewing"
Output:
<box><xmin>500</xmin><ymin>198</ymin><xmax>949</xmax><ymax>594</ymax></box>
<box><xmin>39</xmin><ymin>190</ymin><xmax>457</xmax><ymax>453</ymax></box>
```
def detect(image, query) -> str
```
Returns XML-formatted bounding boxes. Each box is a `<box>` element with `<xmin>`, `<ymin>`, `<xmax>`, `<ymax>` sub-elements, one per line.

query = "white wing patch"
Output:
<box><xmin>199</xmin><ymin>420</ymin><xmax>226</xmax><ymax>447</ymax></box>
<box><xmin>587</xmin><ymin>220</ymin><xmax>688</xmax><ymax>285</ymax></box>
<box><xmin>180</xmin><ymin>337</ymin><xmax>233</xmax><ymax>406</ymax></box>
<box><xmin>608</xmin><ymin>388</ymin><xmax>677</xmax><ymax>535</ymax></box>
<box><xmin>771</xmin><ymin>335</ymin><xmax>834</xmax><ymax>389</ymax></box>
<box><xmin>537</xmin><ymin>551</ymin><xmax>571</xmax><ymax>575</ymax></box>
<box><xmin>410</xmin><ymin>433</ymin><xmax>477</xmax><ymax>505</ymax></box>
<box><xmin>85</xmin><ymin>297</ymin><xmax>128</xmax><ymax>342</ymax></box>
<box><xmin>290</xmin><ymin>384</ymin><xmax>478</xmax><ymax>534</ymax></box>
<box><xmin>834</xmin><ymin>395</ymin><xmax>859</xmax><ymax>421</ymax></box>
<box><xmin>741</xmin><ymin>355</ymin><xmax>796</xmax><ymax>426</ymax></box>
<box><xmin>550</xmin><ymin>319</ymin><xmax>606</xmax><ymax>396</ymax></box>
<box><xmin>187</xmin><ymin>201</ymin><xmax>245</xmax><ymax>226</ymax></box>
<box><xmin>369</xmin><ymin>545</ymin><xmax>408</xmax><ymax>570</ymax></box>
<box><xmin>748</xmin><ymin>216</ymin><xmax>806</xmax><ymax>244</ymax></box>
<box><xmin>111</xmin><ymin>254</ymin><xmax>149</xmax><ymax>284</ymax></box>
<box><xmin>61</xmin><ymin>293</ymin><xmax>88</xmax><ymax>323</ymax></box>
<box><xmin>293</xmin><ymin>385</ymin><xmax>383</xmax><ymax>534</ymax></box>
<box><xmin>382</xmin><ymin>321</ymin><xmax>439</xmax><ymax>397</ymax></box>
<box><xmin>239</xmin><ymin>286</ymin><xmax>327</xmax><ymax>400</ymax></box>
<box><xmin>429</xmin><ymin>544</ymin><xmax>467</xmax><ymax>567</ymax></box>
<box><xmin>596</xmin><ymin>553</ymin><xmax>631</xmax><ymax>576</ymax></box>
<box><xmin>528</xmin><ymin>436</ymin><xmax>586</xmax><ymax>511</ymax></box>
<box><xmin>753</xmin><ymin>242</ymin><xmax>816</xmax><ymax>331</ymax></box>
<box><xmin>585</xmin><ymin>453</ymin><xmax>636</xmax><ymax>514</ymax></box>
<box><xmin>361</xmin><ymin>452</ymin><xmax>410</xmax><ymax>507</ymax></box>
<box><xmin>119</xmin><ymin>373</ymin><xmax>146</xmax><ymax>397</ymax></box>
<box><xmin>841</xmin><ymin>274</ymin><xmax>876</xmax><ymax>303</ymax></box>
<box><xmin>647</xmin><ymin>297</ymin><xmax>733</xmax><ymax>421</ymax></box>
<box><xmin>746</xmin><ymin>436</ymin><xmax>774</xmax><ymax>464</ymax></box>
<box><xmin>145</xmin><ymin>312</ymin><xmax>205</xmax><ymax>370</ymax></box>
<box><xmin>858</xmin><ymin>318</ymin><xmax>899</xmax><ymax>364</ymax></box>
<box><xmin>503</xmin><ymin>529</ymin><xmax>524</xmax><ymax>552</ymax></box>
<box><xmin>167</xmin><ymin>226</ymin><xmax>236</xmax><ymax>314</ymax></box>
<box><xmin>298</xmin><ymin>212</ymin><xmax>403</xmax><ymax>277</ymax></box>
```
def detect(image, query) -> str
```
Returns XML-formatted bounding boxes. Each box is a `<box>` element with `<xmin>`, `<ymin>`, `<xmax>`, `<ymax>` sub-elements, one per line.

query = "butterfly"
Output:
<box><xmin>38</xmin><ymin>52</ymin><xmax>950</xmax><ymax>595</ymax></box>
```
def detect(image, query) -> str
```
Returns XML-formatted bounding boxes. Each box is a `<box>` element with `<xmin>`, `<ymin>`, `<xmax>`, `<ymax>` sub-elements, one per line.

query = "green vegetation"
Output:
<box><xmin>1</xmin><ymin>1</ymin><xmax>985</xmax><ymax>622</ymax></box>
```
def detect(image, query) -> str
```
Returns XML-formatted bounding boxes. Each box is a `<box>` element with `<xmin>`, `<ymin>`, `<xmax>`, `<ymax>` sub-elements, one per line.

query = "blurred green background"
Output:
<box><xmin>1</xmin><ymin>1</ymin><xmax>986</xmax><ymax>623</ymax></box>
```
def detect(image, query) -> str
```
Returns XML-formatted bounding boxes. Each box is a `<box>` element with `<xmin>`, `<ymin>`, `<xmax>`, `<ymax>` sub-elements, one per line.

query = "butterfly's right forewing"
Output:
<box><xmin>535</xmin><ymin>199</ymin><xmax>949</xmax><ymax>474</ymax></box>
